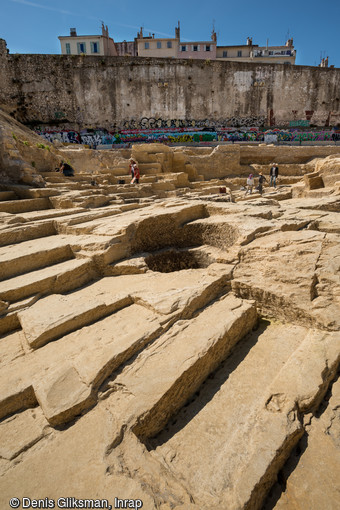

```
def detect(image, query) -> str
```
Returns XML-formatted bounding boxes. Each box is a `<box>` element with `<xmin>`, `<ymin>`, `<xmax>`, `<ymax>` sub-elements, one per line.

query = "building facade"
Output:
<box><xmin>115</xmin><ymin>40</ymin><xmax>137</xmax><ymax>57</ymax></box>
<box><xmin>217</xmin><ymin>38</ymin><xmax>296</xmax><ymax>64</ymax></box>
<box><xmin>58</xmin><ymin>24</ymin><xmax>117</xmax><ymax>56</ymax></box>
<box><xmin>178</xmin><ymin>29</ymin><xmax>217</xmax><ymax>59</ymax></box>
<box><xmin>136</xmin><ymin>25</ymin><xmax>179</xmax><ymax>58</ymax></box>
<box><xmin>58</xmin><ymin>25</ymin><xmax>296</xmax><ymax>64</ymax></box>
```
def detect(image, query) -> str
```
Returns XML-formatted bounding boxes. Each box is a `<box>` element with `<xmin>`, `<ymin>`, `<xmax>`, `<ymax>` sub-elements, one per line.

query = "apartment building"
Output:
<box><xmin>58</xmin><ymin>24</ymin><xmax>117</xmax><ymax>56</ymax></box>
<box><xmin>217</xmin><ymin>37</ymin><xmax>296</xmax><ymax>64</ymax></box>
<box><xmin>136</xmin><ymin>23</ymin><xmax>217</xmax><ymax>59</ymax></box>
<box><xmin>136</xmin><ymin>25</ymin><xmax>180</xmax><ymax>58</ymax></box>
<box><xmin>178</xmin><ymin>29</ymin><xmax>217</xmax><ymax>59</ymax></box>
<box><xmin>58</xmin><ymin>24</ymin><xmax>295</xmax><ymax>64</ymax></box>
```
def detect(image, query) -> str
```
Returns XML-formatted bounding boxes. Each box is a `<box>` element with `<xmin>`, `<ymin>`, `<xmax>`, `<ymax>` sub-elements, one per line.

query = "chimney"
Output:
<box><xmin>175</xmin><ymin>21</ymin><xmax>180</xmax><ymax>39</ymax></box>
<box><xmin>70</xmin><ymin>28</ymin><xmax>77</xmax><ymax>37</ymax></box>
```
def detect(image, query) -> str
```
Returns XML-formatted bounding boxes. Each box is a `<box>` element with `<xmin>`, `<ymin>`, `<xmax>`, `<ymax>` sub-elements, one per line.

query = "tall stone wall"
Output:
<box><xmin>0</xmin><ymin>39</ymin><xmax>339</xmax><ymax>130</ymax></box>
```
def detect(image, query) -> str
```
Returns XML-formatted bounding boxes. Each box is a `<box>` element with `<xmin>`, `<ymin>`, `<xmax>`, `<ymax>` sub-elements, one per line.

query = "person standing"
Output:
<box><xmin>133</xmin><ymin>163</ymin><xmax>140</xmax><ymax>184</ymax></box>
<box><xmin>245</xmin><ymin>174</ymin><xmax>254</xmax><ymax>195</ymax></box>
<box><xmin>269</xmin><ymin>163</ymin><xmax>279</xmax><ymax>188</ymax></box>
<box><xmin>129</xmin><ymin>158</ymin><xmax>136</xmax><ymax>182</ymax></box>
<box><xmin>129</xmin><ymin>159</ymin><xmax>140</xmax><ymax>184</ymax></box>
<box><xmin>258</xmin><ymin>172</ymin><xmax>267</xmax><ymax>195</ymax></box>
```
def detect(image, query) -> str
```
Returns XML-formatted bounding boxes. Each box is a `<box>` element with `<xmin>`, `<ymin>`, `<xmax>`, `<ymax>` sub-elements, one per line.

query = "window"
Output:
<box><xmin>205</xmin><ymin>45</ymin><xmax>211</xmax><ymax>52</ymax></box>
<box><xmin>157</xmin><ymin>41</ymin><xmax>162</xmax><ymax>49</ymax></box>
<box><xmin>90</xmin><ymin>42</ymin><xmax>99</xmax><ymax>53</ymax></box>
<box><xmin>144</xmin><ymin>42</ymin><xmax>149</xmax><ymax>49</ymax></box>
<box><xmin>223</xmin><ymin>50</ymin><xmax>228</xmax><ymax>57</ymax></box>
<box><xmin>77</xmin><ymin>42</ymin><xmax>86</xmax><ymax>54</ymax></box>
<box><xmin>181</xmin><ymin>45</ymin><xmax>187</xmax><ymax>51</ymax></box>
<box><xmin>192</xmin><ymin>45</ymin><xmax>199</xmax><ymax>51</ymax></box>
<box><xmin>167</xmin><ymin>41</ymin><xmax>172</xmax><ymax>48</ymax></box>
<box><xmin>65</xmin><ymin>43</ymin><xmax>71</xmax><ymax>54</ymax></box>
<box><xmin>237</xmin><ymin>50</ymin><xmax>242</xmax><ymax>57</ymax></box>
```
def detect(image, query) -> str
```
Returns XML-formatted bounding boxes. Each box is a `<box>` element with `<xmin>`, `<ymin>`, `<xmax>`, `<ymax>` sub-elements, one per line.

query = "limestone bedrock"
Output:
<box><xmin>0</xmin><ymin>134</ymin><xmax>340</xmax><ymax>509</ymax></box>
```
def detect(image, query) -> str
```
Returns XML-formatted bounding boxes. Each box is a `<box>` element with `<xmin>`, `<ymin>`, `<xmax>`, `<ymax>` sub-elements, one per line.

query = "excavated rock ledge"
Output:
<box><xmin>0</xmin><ymin>142</ymin><xmax>339</xmax><ymax>509</ymax></box>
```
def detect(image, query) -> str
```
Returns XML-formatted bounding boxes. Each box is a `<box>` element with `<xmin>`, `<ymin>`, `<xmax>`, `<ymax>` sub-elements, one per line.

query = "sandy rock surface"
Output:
<box><xmin>0</xmin><ymin>137</ymin><xmax>340</xmax><ymax>509</ymax></box>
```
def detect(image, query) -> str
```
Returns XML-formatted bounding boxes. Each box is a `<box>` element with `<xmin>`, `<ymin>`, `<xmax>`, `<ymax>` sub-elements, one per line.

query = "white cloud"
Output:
<box><xmin>10</xmin><ymin>0</ymin><xmax>99</xmax><ymax>20</ymax></box>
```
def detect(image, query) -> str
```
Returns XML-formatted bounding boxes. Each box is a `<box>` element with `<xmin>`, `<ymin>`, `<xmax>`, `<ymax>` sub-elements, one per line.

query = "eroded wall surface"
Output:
<box><xmin>0</xmin><ymin>39</ymin><xmax>339</xmax><ymax>130</ymax></box>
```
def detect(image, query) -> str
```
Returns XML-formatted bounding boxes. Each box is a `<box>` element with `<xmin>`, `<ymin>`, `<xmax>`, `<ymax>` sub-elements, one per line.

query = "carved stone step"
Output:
<box><xmin>0</xmin><ymin>239</ymin><xmax>74</xmax><ymax>280</ymax></box>
<box><xmin>110</xmin><ymin>294</ymin><xmax>257</xmax><ymax>440</ymax></box>
<box><xmin>0</xmin><ymin>191</ymin><xmax>17</xmax><ymax>201</ymax></box>
<box><xmin>0</xmin><ymin>198</ymin><xmax>51</xmax><ymax>214</ymax></box>
<box><xmin>150</xmin><ymin>324</ymin><xmax>340</xmax><ymax>510</ymax></box>
<box><xmin>18</xmin><ymin>292</ymin><xmax>132</xmax><ymax>349</ymax></box>
<box><xmin>0</xmin><ymin>258</ymin><xmax>97</xmax><ymax>302</ymax></box>
<box><xmin>0</xmin><ymin>221</ymin><xmax>56</xmax><ymax>247</ymax></box>
<box><xmin>0</xmin><ymin>266</ymin><xmax>233</xmax><ymax>424</ymax></box>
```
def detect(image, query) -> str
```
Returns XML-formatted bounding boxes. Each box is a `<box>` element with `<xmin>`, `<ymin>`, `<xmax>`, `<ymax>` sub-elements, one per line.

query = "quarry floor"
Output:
<box><xmin>0</xmin><ymin>182</ymin><xmax>339</xmax><ymax>510</ymax></box>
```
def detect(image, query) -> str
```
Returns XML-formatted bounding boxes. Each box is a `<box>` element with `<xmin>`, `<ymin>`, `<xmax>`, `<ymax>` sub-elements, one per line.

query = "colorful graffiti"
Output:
<box><xmin>34</xmin><ymin>126</ymin><xmax>339</xmax><ymax>147</ymax></box>
<box><xmin>289</xmin><ymin>120</ymin><xmax>310</xmax><ymax>127</ymax></box>
<box><xmin>38</xmin><ymin>129</ymin><xmax>81</xmax><ymax>144</ymax></box>
<box><xmin>271</xmin><ymin>130</ymin><xmax>334</xmax><ymax>142</ymax></box>
<box><xmin>120</xmin><ymin>116</ymin><xmax>266</xmax><ymax>130</ymax></box>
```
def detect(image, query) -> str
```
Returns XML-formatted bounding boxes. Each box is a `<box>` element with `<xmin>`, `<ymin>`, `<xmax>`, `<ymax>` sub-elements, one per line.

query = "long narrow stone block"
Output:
<box><xmin>0</xmin><ymin>242</ymin><xmax>74</xmax><ymax>280</ymax></box>
<box><xmin>112</xmin><ymin>294</ymin><xmax>257</xmax><ymax>439</ymax></box>
<box><xmin>0</xmin><ymin>221</ymin><xmax>56</xmax><ymax>247</ymax></box>
<box><xmin>18</xmin><ymin>293</ymin><xmax>131</xmax><ymax>349</ymax></box>
<box><xmin>0</xmin><ymin>259</ymin><xmax>96</xmax><ymax>302</ymax></box>
<box><xmin>0</xmin><ymin>198</ymin><xmax>51</xmax><ymax>214</ymax></box>
<box><xmin>73</xmin><ymin>304</ymin><xmax>163</xmax><ymax>389</ymax></box>
<box><xmin>150</xmin><ymin>325</ymin><xmax>340</xmax><ymax>510</ymax></box>
<box><xmin>0</xmin><ymin>191</ymin><xmax>17</xmax><ymax>201</ymax></box>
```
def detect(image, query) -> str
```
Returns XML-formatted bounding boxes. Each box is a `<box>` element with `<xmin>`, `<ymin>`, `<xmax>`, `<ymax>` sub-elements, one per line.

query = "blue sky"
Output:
<box><xmin>1</xmin><ymin>0</ymin><xmax>339</xmax><ymax>67</ymax></box>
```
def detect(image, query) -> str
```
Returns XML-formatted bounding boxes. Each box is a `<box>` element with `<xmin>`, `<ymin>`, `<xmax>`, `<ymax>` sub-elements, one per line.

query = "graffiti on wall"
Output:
<box><xmin>289</xmin><ymin>120</ymin><xmax>310</xmax><ymax>127</ymax></box>
<box><xmin>264</xmin><ymin>134</ymin><xmax>278</xmax><ymax>143</ymax></box>
<box><xmin>38</xmin><ymin>129</ymin><xmax>81</xmax><ymax>144</ymax></box>
<box><xmin>120</xmin><ymin>116</ymin><xmax>266</xmax><ymax>130</ymax></box>
<box><xmin>35</xmin><ymin>125</ymin><xmax>339</xmax><ymax>146</ymax></box>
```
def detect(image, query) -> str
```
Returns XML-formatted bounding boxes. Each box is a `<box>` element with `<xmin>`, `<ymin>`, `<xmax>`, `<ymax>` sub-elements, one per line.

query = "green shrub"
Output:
<box><xmin>36</xmin><ymin>143</ymin><xmax>50</xmax><ymax>151</ymax></box>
